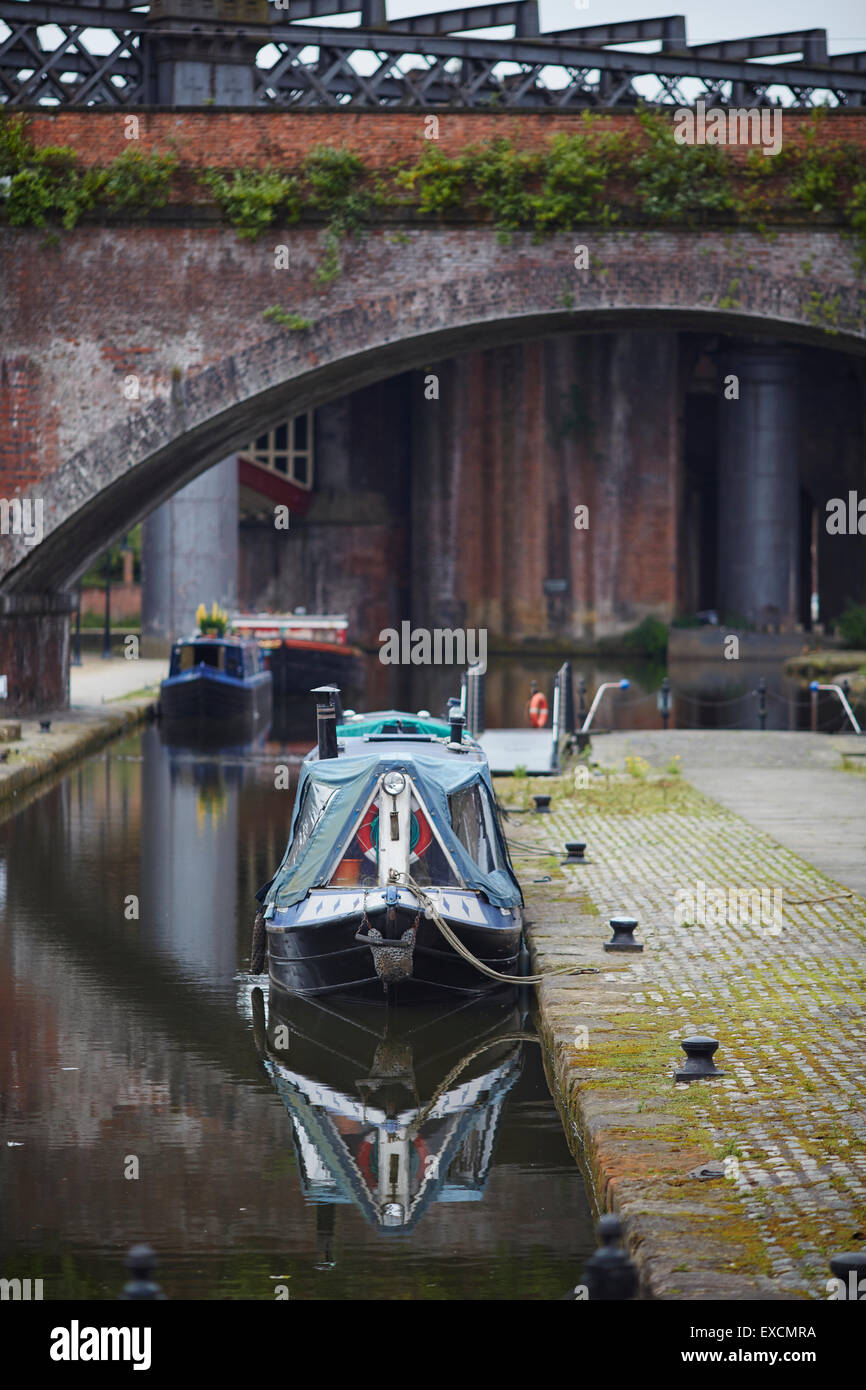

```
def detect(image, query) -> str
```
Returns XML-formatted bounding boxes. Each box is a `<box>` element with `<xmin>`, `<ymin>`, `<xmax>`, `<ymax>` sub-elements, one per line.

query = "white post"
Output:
<box><xmin>580</xmin><ymin>679</ymin><xmax>629</xmax><ymax>734</ymax></box>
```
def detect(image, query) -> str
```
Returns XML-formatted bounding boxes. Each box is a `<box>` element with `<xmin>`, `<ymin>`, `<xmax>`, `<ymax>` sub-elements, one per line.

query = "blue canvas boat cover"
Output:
<box><xmin>264</xmin><ymin>748</ymin><xmax>522</xmax><ymax>911</ymax></box>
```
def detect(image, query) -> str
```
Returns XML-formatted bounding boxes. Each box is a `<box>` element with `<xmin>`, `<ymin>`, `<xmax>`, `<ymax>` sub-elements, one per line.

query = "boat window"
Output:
<box><xmin>224</xmin><ymin>648</ymin><xmax>243</xmax><ymax>679</ymax></box>
<box><xmin>172</xmin><ymin>643</ymin><xmax>226</xmax><ymax>674</ymax></box>
<box><xmin>408</xmin><ymin>791</ymin><xmax>461</xmax><ymax>887</ymax></box>
<box><xmin>328</xmin><ymin>787</ymin><xmax>461</xmax><ymax>889</ymax></box>
<box><xmin>449</xmin><ymin>784</ymin><xmax>509</xmax><ymax>875</ymax></box>
<box><xmin>284</xmin><ymin>782</ymin><xmax>336</xmax><ymax>870</ymax></box>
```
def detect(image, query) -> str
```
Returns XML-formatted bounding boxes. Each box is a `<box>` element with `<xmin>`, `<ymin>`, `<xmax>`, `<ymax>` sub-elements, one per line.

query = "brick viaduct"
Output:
<box><xmin>2</xmin><ymin>111</ymin><xmax>866</xmax><ymax>710</ymax></box>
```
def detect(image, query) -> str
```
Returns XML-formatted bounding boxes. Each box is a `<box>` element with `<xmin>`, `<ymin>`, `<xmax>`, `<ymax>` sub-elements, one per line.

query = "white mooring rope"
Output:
<box><xmin>402</xmin><ymin>873</ymin><xmax>597</xmax><ymax>986</ymax></box>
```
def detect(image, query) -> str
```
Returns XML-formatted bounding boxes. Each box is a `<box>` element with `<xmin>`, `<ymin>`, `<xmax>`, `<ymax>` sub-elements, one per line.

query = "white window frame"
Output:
<box><xmin>240</xmin><ymin>413</ymin><xmax>314</xmax><ymax>490</ymax></box>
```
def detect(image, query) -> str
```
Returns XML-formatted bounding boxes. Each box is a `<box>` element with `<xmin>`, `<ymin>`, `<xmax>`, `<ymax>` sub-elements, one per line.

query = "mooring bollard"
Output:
<box><xmin>39</xmin><ymin>719</ymin><xmax>51</xmax><ymax>733</ymax></box>
<box><xmin>118</xmin><ymin>1244</ymin><xmax>166</xmax><ymax>1301</ymax></box>
<box><xmin>604</xmin><ymin>916</ymin><xmax>642</xmax><ymax>952</ymax></box>
<box><xmin>532</xmin><ymin>794</ymin><xmax>552</xmax><ymax>813</ymax></box>
<box><xmin>582</xmin><ymin>1214</ymin><xmax>639</xmax><ymax>1301</ymax></box>
<box><xmin>675</xmin><ymin>1036</ymin><xmax>724</xmax><ymax>1082</ymax></box>
<box><xmin>563</xmin><ymin>841</ymin><xmax>587</xmax><ymax>863</ymax></box>
<box><xmin>828</xmin><ymin>1251</ymin><xmax>866</xmax><ymax>1300</ymax></box>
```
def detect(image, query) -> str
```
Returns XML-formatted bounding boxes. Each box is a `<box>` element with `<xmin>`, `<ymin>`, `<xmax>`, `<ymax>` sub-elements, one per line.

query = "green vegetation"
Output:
<box><xmin>261</xmin><ymin>306</ymin><xmax>314</xmax><ymax>331</ymax></box>
<box><xmin>0</xmin><ymin>113</ymin><xmax>176</xmax><ymax>230</ymax></box>
<box><xmin>201</xmin><ymin>166</ymin><xmax>299</xmax><ymax>239</ymax></box>
<box><xmin>836</xmin><ymin>601</ymin><xmax>866</xmax><ymax>648</ymax></box>
<box><xmin>4</xmin><ymin>107</ymin><xmax>866</xmax><ymax>280</ymax></box>
<box><xmin>302</xmin><ymin>144</ymin><xmax>377</xmax><ymax>236</ymax></box>
<box><xmin>619</xmin><ymin>614</ymin><xmax>669</xmax><ymax>660</ymax></box>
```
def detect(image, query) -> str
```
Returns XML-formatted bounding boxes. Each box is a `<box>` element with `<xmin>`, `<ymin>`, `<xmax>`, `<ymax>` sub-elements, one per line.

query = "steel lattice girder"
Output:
<box><xmin>2</xmin><ymin>4</ymin><xmax>866</xmax><ymax>106</ymax></box>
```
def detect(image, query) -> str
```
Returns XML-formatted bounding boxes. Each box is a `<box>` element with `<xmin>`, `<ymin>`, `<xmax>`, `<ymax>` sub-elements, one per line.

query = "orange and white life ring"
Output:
<box><xmin>529</xmin><ymin>692</ymin><xmax>549</xmax><ymax>728</ymax></box>
<box><xmin>356</xmin><ymin>801</ymin><xmax>433</xmax><ymax>861</ymax></box>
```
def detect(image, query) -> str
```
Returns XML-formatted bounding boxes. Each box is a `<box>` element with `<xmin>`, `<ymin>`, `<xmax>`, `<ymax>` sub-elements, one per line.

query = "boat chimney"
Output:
<box><xmin>449</xmin><ymin>711</ymin><xmax>465</xmax><ymax>746</ymax></box>
<box><xmin>312</xmin><ymin>685</ymin><xmax>341</xmax><ymax>760</ymax></box>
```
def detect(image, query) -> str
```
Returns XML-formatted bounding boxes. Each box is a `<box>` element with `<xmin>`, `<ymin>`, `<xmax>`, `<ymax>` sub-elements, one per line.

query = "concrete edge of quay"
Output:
<box><xmin>0</xmin><ymin>699</ymin><xmax>156</xmax><ymax>808</ymax></box>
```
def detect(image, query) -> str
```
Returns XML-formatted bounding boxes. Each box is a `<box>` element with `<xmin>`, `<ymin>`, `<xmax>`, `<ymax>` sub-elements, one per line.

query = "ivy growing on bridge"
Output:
<box><xmin>2</xmin><ymin>108</ymin><xmax>866</xmax><ymax>276</ymax></box>
<box><xmin>0</xmin><ymin>115</ymin><xmax>176</xmax><ymax>230</ymax></box>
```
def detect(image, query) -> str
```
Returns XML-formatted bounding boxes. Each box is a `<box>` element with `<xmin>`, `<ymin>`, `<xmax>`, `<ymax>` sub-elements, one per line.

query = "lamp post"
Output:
<box><xmin>102</xmin><ymin>550</ymin><xmax>112</xmax><ymax>660</ymax></box>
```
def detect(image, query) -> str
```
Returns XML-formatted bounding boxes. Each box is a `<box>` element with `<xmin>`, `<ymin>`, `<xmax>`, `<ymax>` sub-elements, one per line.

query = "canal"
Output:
<box><xmin>0</xmin><ymin>723</ymin><xmax>595</xmax><ymax>1301</ymax></box>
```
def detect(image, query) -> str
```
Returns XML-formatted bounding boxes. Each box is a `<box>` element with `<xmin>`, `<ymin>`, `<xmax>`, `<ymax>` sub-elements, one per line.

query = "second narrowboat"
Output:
<box><xmin>160</xmin><ymin>634</ymin><xmax>272</xmax><ymax>740</ymax></box>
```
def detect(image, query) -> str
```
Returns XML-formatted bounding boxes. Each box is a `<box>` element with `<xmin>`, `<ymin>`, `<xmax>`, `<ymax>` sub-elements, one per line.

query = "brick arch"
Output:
<box><xmin>2</xmin><ymin>222</ymin><xmax>864</xmax><ymax>594</ymax></box>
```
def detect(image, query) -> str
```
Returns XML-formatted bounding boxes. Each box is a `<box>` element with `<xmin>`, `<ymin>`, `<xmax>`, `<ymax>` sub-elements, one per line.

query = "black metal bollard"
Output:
<box><xmin>563</xmin><ymin>841</ymin><xmax>586</xmax><ymax>863</ymax></box>
<box><xmin>581</xmin><ymin>1214</ymin><xmax>639</xmax><ymax>1301</ymax></box>
<box><xmin>604</xmin><ymin>916</ymin><xmax>642</xmax><ymax>953</ymax></box>
<box><xmin>532</xmin><ymin>794</ymin><xmax>551</xmax><ymax>813</ymax></box>
<box><xmin>118</xmin><ymin>1244</ymin><xmax>166</xmax><ymax>1301</ymax></box>
<box><xmin>658</xmin><ymin>676</ymin><xmax>671</xmax><ymax>731</ymax></box>
<box><xmin>829</xmin><ymin>1251</ymin><xmax>866</xmax><ymax>1300</ymax></box>
<box><xmin>39</xmin><ymin>719</ymin><xmax>51</xmax><ymax>733</ymax></box>
<box><xmin>757</xmin><ymin>676</ymin><xmax>767</xmax><ymax>731</ymax></box>
<box><xmin>675</xmin><ymin>1036</ymin><xmax>724</xmax><ymax>1082</ymax></box>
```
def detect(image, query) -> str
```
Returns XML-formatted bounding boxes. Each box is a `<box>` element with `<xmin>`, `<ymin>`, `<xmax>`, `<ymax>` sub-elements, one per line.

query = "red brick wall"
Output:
<box><xmin>25</xmin><ymin>108</ymin><xmax>866</xmax><ymax>172</ymax></box>
<box><xmin>0</xmin><ymin>358</ymin><xmax>45</xmax><ymax>495</ymax></box>
<box><xmin>410</xmin><ymin>333</ymin><xmax>680</xmax><ymax>641</ymax></box>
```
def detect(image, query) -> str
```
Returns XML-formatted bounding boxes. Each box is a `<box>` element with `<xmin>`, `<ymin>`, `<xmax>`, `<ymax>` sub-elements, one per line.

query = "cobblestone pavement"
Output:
<box><xmin>505</xmin><ymin>765</ymin><xmax>866</xmax><ymax>1299</ymax></box>
<box><xmin>593</xmin><ymin>731</ymin><xmax>866</xmax><ymax>897</ymax></box>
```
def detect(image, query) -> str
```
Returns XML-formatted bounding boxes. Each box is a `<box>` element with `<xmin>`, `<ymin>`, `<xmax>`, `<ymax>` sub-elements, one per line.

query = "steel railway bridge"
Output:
<box><xmin>2</xmin><ymin>0</ymin><xmax>866</xmax><ymax>109</ymax></box>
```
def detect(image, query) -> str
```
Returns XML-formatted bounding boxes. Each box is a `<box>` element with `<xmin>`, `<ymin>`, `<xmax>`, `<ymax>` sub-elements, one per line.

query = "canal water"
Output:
<box><xmin>270</xmin><ymin>652</ymin><xmax>861</xmax><ymax>737</ymax></box>
<box><xmin>0</xmin><ymin>724</ymin><xmax>595</xmax><ymax>1301</ymax></box>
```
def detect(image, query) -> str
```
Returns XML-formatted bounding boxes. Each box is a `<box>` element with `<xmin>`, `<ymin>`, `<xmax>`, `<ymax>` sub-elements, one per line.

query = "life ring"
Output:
<box><xmin>357</xmin><ymin>1132</ymin><xmax>431</xmax><ymax>1188</ymax></box>
<box><xmin>529</xmin><ymin>692</ymin><xmax>549</xmax><ymax>728</ymax></box>
<box><xmin>356</xmin><ymin>800</ymin><xmax>433</xmax><ymax>862</ymax></box>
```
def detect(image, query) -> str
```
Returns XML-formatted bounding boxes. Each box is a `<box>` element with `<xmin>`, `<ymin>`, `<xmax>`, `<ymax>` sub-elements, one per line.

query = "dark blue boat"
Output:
<box><xmin>160</xmin><ymin>635</ymin><xmax>272</xmax><ymax>739</ymax></box>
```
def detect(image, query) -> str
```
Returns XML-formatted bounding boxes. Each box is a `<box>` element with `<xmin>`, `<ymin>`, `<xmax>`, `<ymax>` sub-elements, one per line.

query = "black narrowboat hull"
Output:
<box><xmin>266</xmin><ymin>900</ymin><xmax>522</xmax><ymax>1002</ymax></box>
<box><xmin>265</xmin><ymin>641</ymin><xmax>364</xmax><ymax>697</ymax></box>
<box><xmin>160</xmin><ymin>669</ymin><xmax>272</xmax><ymax>741</ymax></box>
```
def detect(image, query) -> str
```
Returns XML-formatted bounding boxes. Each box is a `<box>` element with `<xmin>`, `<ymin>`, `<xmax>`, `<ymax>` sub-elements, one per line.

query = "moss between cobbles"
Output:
<box><xmin>521</xmin><ymin>769</ymin><xmax>866</xmax><ymax>1294</ymax></box>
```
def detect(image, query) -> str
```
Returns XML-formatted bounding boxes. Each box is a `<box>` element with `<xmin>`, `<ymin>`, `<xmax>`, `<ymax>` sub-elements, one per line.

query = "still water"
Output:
<box><xmin>0</xmin><ymin>724</ymin><xmax>594</xmax><ymax>1301</ymax></box>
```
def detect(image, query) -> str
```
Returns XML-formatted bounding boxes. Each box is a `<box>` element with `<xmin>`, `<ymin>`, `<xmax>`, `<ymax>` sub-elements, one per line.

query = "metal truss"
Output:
<box><xmin>1</xmin><ymin>1</ymin><xmax>865</xmax><ymax>108</ymax></box>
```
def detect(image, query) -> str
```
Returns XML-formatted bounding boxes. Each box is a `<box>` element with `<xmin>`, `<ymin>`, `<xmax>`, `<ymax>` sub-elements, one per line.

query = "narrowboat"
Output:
<box><xmin>160</xmin><ymin>635</ymin><xmax>272</xmax><ymax>739</ymax></box>
<box><xmin>251</xmin><ymin>689</ymin><xmax>525</xmax><ymax>1001</ymax></box>
<box><xmin>248</xmin><ymin>985</ymin><xmax>527</xmax><ymax>1232</ymax></box>
<box><xmin>231</xmin><ymin>611</ymin><xmax>364</xmax><ymax>697</ymax></box>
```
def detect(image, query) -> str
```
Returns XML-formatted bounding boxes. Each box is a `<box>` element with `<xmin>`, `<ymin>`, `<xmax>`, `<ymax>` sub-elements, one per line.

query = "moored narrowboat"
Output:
<box><xmin>160</xmin><ymin>635</ymin><xmax>272</xmax><ymax>738</ymax></box>
<box><xmin>252</xmin><ymin>690</ymin><xmax>525</xmax><ymax>1001</ymax></box>
<box><xmin>231</xmin><ymin>611</ymin><xmax>364</xmax><ymax>696</ymax></box>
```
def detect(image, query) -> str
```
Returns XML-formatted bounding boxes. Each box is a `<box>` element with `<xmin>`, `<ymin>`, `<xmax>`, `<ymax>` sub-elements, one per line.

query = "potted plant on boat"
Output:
<box><xmin>196</xmin><ymin>602</ymin><xmax>229</xmax><ymax>637</ymax></box>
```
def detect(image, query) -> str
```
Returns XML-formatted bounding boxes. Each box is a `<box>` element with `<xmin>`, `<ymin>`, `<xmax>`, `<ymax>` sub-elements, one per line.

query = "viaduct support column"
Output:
<box><xmin>141</xmin><ymin>3</ymin><xmax>262</xmax><ymax>649</ymax></box>
<box><xmin>717</xmin><ymin>342</ymin><xmax>800</xmax><ymax>629</ymax></box>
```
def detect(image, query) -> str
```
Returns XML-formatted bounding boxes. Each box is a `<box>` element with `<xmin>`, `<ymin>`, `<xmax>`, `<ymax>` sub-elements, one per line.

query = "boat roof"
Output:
<box><xmin>337</xmin><ymin>710</ymin><xmax>455</xmax><ymax>741</ymax></box>
<box><xmin>265</xmin><ymin>720</ymin><xmax>521</xmax><ymax>911</ymax></box>
<box><xmin>174</xmin><ymin>634</ymin><xmax>258</xmax><ymax>647</ymax></box>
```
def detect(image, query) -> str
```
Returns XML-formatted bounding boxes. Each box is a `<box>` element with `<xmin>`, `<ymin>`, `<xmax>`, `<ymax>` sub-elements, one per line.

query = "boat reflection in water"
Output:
<box><xmin>249</xmin><ymin>986</ymin><xmax>533</xmax><ymax>1233</ymax></box>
